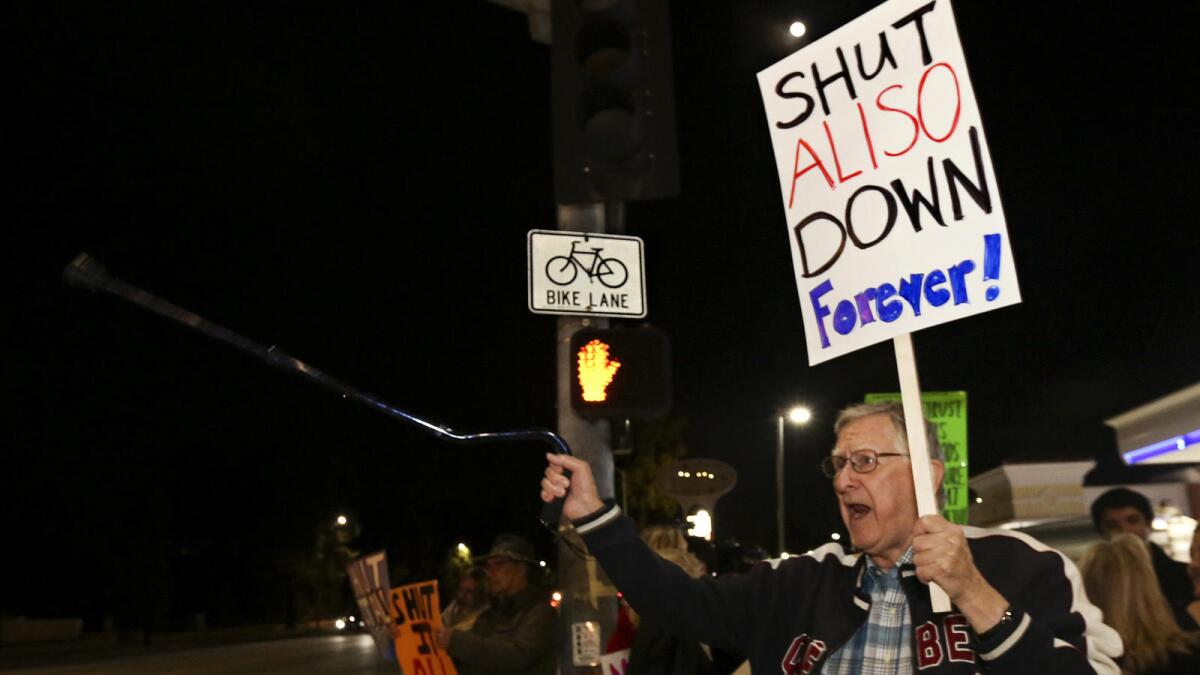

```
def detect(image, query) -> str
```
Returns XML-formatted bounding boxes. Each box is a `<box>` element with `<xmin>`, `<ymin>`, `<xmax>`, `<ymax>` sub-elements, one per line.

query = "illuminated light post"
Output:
<box><xmin>789</xmin><ymin>21</ymin><xmax>807</xmax><ymax>38</ymax></box>
<box><xmin>336</xmin><ymin>515</ymin><xmax>348</xmax><ymax>526</ymax></box>
<box><xmin>777</xmin><ymin>406</ymin><xmax>813</xmax><ymax>555</ymax></box>
<box><xmin>656</xmin><ymin>459</ymin><xmax>736</xmax><ymax>542</ymax></box>
<box><xmin>686</xmin><ymin>509</ymin><xmax>713</xmax><ymax>541</ymax></box>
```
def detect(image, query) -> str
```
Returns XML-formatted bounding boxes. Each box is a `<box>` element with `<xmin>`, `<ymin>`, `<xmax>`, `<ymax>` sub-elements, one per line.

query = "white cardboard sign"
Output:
<box><xmin>757</xmin><ymin>0</ymin><xmax>1020</xmax><ymax>365</ymax></box>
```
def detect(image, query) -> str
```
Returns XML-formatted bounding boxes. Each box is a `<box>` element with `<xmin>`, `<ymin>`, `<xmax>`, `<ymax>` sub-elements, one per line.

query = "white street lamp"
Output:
<box><xmin>777</xmin><ymin>406</ymin><xmax>812</xmax><ymax>555</ymax></box>
<box><xmin>788</xmin><ymin>407</ymin><xmax>813</xmax><ymax>424</ymax></box>
<box><xmin>686</xmin><ymin>509</ymin><xmax>713</xmax><ymax>541</ymax></box>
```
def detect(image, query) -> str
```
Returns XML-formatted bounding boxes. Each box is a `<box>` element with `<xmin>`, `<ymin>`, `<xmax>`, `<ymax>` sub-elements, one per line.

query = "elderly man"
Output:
<box><xmin>435</xmin><ymin>534</ymin><xmax>555</xmax><ymax>675</ymax></box>
<box><xmin>541</xmin><ymin>401</ymin><xmax>1121</xmax><ymax>674</ymax></box>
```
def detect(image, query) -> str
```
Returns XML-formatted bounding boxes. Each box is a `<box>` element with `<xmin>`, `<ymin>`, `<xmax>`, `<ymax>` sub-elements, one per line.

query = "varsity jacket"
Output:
<box><xmin>575</xmin><ymin>506</ymin><xmax>1121</xmax><ymax>675</ymax></box>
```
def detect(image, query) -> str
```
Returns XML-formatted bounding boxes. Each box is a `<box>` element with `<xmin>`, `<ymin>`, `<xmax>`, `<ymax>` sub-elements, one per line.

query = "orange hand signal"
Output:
<box><xmin>577</xmin><ymin>339</ymin><xmax>621</xmax><ymax>402</ymax></box>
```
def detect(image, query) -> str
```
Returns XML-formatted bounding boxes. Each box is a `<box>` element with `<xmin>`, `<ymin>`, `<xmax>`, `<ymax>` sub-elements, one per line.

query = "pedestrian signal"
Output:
<box><xmin>570</xmin><ymin>327</ymin><xmax>670</xmax><ymax>420</ymax></box>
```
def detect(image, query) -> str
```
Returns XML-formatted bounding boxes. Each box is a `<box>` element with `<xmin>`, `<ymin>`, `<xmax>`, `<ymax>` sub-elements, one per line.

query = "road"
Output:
<box><xmin>3</xmin><ymin>635</ymin><xmax>400</xmax><ymax>674</ymax></box>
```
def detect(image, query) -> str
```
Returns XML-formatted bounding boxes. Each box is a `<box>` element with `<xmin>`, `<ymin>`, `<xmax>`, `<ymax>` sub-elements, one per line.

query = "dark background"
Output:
<box><xmin>8</xmin><ymin>1</ymin><xmax>1199</xmax><ymax>630</ymax></box>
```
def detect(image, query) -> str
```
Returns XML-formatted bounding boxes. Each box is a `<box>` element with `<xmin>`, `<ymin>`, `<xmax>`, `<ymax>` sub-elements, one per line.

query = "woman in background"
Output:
<box><xmin>621</xmin><ymin>525</ymin><xmax>717</xmax><ymax>675</ymax></box>
<box><xmin>1186</xmin><ymin>527</ymin><xmax>1200</xmax><ymax>627</ymax></box>
<box><xmin>1080</xmin><ymin>533</ymin><xmax>1200</xmax><ymax>675</ymax></box>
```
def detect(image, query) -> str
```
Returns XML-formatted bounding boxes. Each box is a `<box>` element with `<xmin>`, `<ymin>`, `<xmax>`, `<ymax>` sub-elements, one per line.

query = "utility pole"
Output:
<box><xmin>554</xmin><ymin>202</ymin><xmax>618</xmax><ymax>672</ymax></box>
<box><xmin>490</xmin><ymin>0</ymin><xmax>677</xmax><ymax>669</ymax></box>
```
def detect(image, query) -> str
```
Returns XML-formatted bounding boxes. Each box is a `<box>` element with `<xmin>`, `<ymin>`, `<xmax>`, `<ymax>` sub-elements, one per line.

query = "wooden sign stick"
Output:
<box><xmin>893</xmin><ymin>332</ymin><xmax>952</xmax><ymax>613</ymax></box>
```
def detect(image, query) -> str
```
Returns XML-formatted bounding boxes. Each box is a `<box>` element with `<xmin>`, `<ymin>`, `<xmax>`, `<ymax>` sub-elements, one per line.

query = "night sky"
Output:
<box><xmin>9</xmin><ymin>1</ymin><xmax>1200</xmax><ymax>628</ymax></box>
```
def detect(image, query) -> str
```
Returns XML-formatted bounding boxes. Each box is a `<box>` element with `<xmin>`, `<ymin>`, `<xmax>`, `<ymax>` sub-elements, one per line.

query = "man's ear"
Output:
<box><xmin>930</xmin><ymin>459</ymin><xmax>945</xmax><ymax>493</ymax></box>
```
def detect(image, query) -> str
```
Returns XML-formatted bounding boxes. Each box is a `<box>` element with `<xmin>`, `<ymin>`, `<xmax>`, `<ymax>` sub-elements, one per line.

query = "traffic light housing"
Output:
<box><xmin>570</xmin><ymin>326</ymin><xmax>670</xmax><ymax>420</ymax></box>
<box><xmin>550</xmin><ymin>0</ymin><xmax>679</xmax><ymax>204</ymax></box>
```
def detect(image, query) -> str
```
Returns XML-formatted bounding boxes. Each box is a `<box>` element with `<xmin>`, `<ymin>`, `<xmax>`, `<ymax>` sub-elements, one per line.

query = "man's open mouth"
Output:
<box><xmin>846</xmin><ymin>503</ymin><xmax>871</xmax><ymax>520</ymax></box>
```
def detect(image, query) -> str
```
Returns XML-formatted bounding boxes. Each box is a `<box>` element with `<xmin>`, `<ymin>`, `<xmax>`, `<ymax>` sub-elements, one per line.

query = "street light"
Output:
<box><xmin>686</xmin><ymin>509</ymin><xmax>713</xmax><ymax>541</ymax></box>
<box><xmin>777</xmin><ymin>405</ymin><xmax>812</xmax><ymax>555</ymax></box>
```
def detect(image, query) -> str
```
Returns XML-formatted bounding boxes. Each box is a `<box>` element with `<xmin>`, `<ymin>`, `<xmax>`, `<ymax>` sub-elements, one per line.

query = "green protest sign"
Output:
<box><xmin>864</xmin><ymin>391</ymin><xmax>968</xmax><ymax>524</ymax></box>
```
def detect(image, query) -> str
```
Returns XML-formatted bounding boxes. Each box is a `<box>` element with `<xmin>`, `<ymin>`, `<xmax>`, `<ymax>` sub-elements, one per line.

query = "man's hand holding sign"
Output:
<box><xmin>540</xmin><ymin>1</ymin><xmax>1121</xmax><ymax>673</ymax></box>
<box><xmin>911</xmin><ymin>515</ymin><xmax>1008</xmax><ymax>625</ymax></box>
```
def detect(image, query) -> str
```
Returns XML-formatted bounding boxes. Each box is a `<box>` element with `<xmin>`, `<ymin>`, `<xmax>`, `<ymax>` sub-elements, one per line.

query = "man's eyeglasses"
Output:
<box><xmin>820</xmin><ymin>450</ymin><xmax>909</xmax><ymax>478</ymax></box>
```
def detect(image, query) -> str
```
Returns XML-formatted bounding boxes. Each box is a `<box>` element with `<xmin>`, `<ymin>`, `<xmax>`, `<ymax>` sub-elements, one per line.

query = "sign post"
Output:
<box><xmin>548</xmin><ymin>205</ymin><xmax>622</xmax><ymax>674</ymax></box>
<box><xmin>757</xmin><ymin>0</ymin><xmax>1020</xmax><ymax>613</ymax></box>
<box><xmin>893</xmin><ymin>334</ymin><xmax>949</xmax><ymax>610</ymax></box>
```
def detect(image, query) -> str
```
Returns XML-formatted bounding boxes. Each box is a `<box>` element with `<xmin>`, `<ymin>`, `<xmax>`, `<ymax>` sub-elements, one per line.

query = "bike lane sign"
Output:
<box><xmin>527</xmin><ymin>229</ymin><xmax>646</xmax><ymax>318</ymax></box>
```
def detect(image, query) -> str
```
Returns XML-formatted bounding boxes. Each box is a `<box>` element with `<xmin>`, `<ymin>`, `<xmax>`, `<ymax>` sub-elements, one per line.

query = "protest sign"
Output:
<box><xmin>600</xmin><ymin>648</ymin><xmax>631</xmax><ymax>675</ymax></box>
<box><xmin>757</xmin><ymin>0</ymin><xmax>1020</xmax><ymax>366</ymax></box>
<box><xmin>389</xmin><ymin>580</ymin><xmax>457</xmax><ymax>675</ymax></box>
<box><xmin>347</xmin><ymin>551</ymin><xmax>397</xmax><ymax>662</ymax></box>
<box><xmin>866</xmin><ymin>391</ymin><xmax>968</xmax><ymax>523</ymax></box>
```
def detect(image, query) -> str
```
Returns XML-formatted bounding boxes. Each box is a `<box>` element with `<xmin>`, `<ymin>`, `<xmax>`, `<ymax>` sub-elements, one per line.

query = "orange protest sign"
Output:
<box><xmin>388</xmin><ymin>580</ymin><xmax>457</xmax><ymax>675</ymax></box>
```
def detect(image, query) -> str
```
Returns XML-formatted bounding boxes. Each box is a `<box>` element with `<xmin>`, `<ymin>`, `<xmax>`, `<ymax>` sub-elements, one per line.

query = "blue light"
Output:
<box><xmin>1122</xmin><ymin>427</ymin><xmax>1200</xmax><ymax>464</ymax></box>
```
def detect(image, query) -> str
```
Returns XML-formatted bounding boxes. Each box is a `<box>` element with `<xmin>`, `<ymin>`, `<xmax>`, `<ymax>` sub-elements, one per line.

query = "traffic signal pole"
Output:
<box><xmin>491</xmin><ymin>0</ymin><xmax>678</xmax><ymax>667</ymax></box>
<box><xmin>556</xmin><ymin>203</ymin><xmax>615</xmax><ymax>501</ymax></box>
<box><xmin>555</xmin><ymin>202</ymin><xmax>619</xmax><ymax>672</ymax></box>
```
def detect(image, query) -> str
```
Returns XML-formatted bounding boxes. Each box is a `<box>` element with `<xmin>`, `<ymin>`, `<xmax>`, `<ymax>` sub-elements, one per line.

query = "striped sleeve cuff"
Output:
<box><xmin>978</xmin><ymin>606</ymin><xmax>1031</xmax><ymax>661</ymax></box>
<box><xmin>572</xmin><ymin>502</ymin><xmax>621</xmax><ymax>534</ymax></box>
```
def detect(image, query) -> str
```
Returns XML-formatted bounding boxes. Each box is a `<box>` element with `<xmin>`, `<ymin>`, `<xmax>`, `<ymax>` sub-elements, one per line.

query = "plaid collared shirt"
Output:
<box><xmin>821</xmin><ymin>547</ymin><xmax>914</xmax><ymax>675</ymax></box>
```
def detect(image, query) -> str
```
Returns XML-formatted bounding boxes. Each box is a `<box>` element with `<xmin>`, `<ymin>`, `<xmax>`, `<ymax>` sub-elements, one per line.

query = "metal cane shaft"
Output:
<box><xmin>64</xmin><ymin>253</ymin><xmax>571</xmax><ymax>526</ymax></box>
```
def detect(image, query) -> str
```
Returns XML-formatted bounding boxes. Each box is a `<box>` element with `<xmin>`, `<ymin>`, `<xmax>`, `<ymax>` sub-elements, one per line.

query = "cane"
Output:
<box><xmin>63</xmin><ymin>253</ymin><xmax>571</xmax><ymax>529</ymax></box>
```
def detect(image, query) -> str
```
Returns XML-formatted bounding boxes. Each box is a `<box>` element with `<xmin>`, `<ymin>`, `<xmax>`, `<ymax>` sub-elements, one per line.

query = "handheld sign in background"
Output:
<box><xmin>757</xmin><ymin>0</ymin><xmax>1020</xmax><ymax>365</ymax></box>
<box><xmin>866</xmin><ymin>391</ymin><xmax>968</xmax><ymax>524</ymax></box>
<box><xmin>389</xmin><ymin>580</ymin><xmax>457</xmax><ymax>675</ymax></box>
<box><xmin>347</xmin><ymin>550</ymin><xmax>397</xmax><ymax>662</ymax></box>
<box><xmin>600</xmin><ymin>648</ymin><xmax>630</xmax><ymax>675</ymax></box>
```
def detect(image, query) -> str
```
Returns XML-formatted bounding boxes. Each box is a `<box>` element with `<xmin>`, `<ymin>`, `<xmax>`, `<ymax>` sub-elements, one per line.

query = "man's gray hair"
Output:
<box><xmin>834</xmin><ymin>400</ymin><xmax>944</xmax><ymax>462</ymax></box>
<box><xmin>834</xmin><ymin>401</ymin><xmax>947</xmax><ymax>508</ymax></box>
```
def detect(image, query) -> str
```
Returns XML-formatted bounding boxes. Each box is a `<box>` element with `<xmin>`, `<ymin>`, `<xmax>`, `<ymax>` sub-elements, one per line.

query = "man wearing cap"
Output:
<box><xmin>435</xmin><ymin>534</ymin><xmax>555</xmax><ymax>675</ymax></box>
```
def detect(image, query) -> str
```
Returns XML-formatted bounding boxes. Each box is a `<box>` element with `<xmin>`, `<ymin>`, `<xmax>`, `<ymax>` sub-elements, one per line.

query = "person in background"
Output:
<box><xmin>1091</xmin><ymin>487</ymin><xmax>1193</xmax><ymax>626</ymax></box>
<box><xmin>1186</xmin><ymin>527</ymin><xmax>1200</xmax><ymax>627</ymax></box>
<box><xmin>435</xmin><ymin>534</ymin><xmax>555</xmax><ymax>675</ymax></box>
<box><xmin>1079</xmin><ymin>534</ymin><xmax>1200</xmax><ymax>675</ymax></box>
<box><xmin>624</xmin><ymin>524</ymin><xmax>717</xmax><ymax>675</ymax></box>
<box><xmin>443</xmin><ymin>566</ymin><xmax>489</xmax><ymax>631</ymax></box>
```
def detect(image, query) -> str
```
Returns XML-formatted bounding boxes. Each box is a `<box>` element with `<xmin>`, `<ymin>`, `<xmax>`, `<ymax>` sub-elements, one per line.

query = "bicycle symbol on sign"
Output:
<box><xmin>545</xmin><ymin>240</ymin><xmax>629</xmax><ymax>288</ymax></box>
